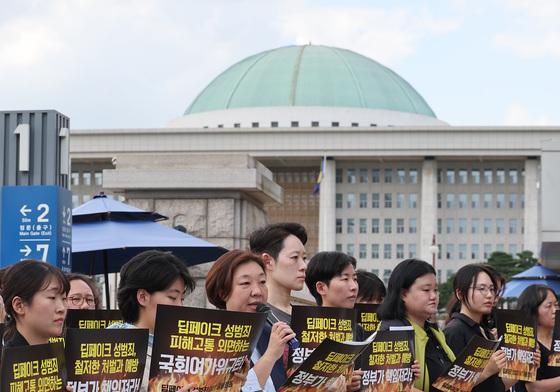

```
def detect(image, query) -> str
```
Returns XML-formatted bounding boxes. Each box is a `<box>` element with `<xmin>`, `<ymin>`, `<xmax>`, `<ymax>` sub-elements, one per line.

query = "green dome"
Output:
<box><xmin>185</xmin><ymin>45</ymin><xmax>436</xmax><ymax>118</ymax></box>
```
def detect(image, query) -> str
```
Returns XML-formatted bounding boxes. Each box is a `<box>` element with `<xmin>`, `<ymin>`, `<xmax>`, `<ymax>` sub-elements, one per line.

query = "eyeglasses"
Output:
<box><xmin>471</xmin><ymin>286</ymin><xmax>496</xmax><ymax>296</ymax></box>
<box><xmin>68</xmin><ymin>295</ymin><xmax>96</xmax><ymax>307</ymax></box>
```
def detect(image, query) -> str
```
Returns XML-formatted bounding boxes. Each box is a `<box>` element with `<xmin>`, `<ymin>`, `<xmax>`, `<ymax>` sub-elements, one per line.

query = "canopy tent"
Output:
<box><xmin>502</xmin><ymin>264</ymin><xmax>560</xmax><ymax>298</ymax></box>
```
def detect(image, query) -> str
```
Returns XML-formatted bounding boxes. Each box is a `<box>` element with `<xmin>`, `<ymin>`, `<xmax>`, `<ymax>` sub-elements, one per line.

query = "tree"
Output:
<box><xmin>487</xmin><ymin>250</ymin><xmax>538</xmax><ymax>281</ymax></box>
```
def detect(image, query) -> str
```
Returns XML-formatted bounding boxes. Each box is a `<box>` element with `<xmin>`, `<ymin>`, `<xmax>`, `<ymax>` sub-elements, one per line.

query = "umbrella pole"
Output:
<box><xmin>103</xmin><ymin>249</ymin><xmax>111</xmax><ymax>310</ymax></box>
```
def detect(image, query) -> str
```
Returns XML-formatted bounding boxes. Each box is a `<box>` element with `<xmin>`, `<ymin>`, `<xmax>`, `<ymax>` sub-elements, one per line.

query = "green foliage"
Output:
<box><xmin>438</xmin><ymin>273</ymin><xmax>456</xmax><ymax>313</ymax></box>
<box><xmin>487</xmin><ymin>250</ymin><xmax>538</xmax><ymax>281</ymax></box>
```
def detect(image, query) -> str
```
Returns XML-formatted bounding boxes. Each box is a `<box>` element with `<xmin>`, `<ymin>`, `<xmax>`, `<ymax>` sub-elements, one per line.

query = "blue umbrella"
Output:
<box><xmin>503</xmin><ymin>264</ymin><xmax>560</xmax><ymax>298</ymax></box>
<box><xmin>72</xmin><ymin>194</ymin><xmax>227</xmax><ymax>306</ymax></box>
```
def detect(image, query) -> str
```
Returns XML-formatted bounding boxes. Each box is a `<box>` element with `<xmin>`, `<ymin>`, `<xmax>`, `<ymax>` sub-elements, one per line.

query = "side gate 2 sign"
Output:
<box><xmin>0</xmin><ymin>185</ymin><xmax>72</xmax><ymax>272</ymax></box>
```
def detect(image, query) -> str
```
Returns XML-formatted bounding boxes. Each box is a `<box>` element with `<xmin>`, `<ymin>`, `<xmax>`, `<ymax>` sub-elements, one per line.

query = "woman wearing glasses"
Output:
<box><xmin>515</xmin><ymin>284</ymin><xmax>560</xmax><ymax>392</ymax></box>
<box><xmin>66</xmin><ymin>273</ymin><xmax>101</xmax><ymax>310</ymax></box>
<box><xmin>444</xmin><ymin>264</ymin><xmax>511</xmax><ymax>391</ymax></box>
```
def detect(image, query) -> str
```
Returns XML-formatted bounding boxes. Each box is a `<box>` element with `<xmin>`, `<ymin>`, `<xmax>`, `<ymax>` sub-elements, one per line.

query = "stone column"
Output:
<box><xmin>524</xmin><ymin>158</ymin><xmax>539</xmax><ymax>255</ymax></box>
<box><xmin>420</xmin><ymin>158</ymin><xmax>437</xmax><ymax>263</ymax></box>
<box><xmin>319</xmin><ymin>158</ymin><xmax>336</xmax><ymax>251</ymax></box>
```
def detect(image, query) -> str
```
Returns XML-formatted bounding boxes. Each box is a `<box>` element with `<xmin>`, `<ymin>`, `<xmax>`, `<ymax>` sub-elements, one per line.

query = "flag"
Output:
<box><xmin>312</xmin><ymin>156</ymin><xmax>326</xmax><ymax>194</ymax></box>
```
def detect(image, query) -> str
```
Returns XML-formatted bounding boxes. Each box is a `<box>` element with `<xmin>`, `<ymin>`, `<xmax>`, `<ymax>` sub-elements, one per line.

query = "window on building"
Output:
<box><xmin>396</xmin><ymin>244</ymin><xmax>404</xmax><ymax>258</ymax></box>
<box><xmin>351</xmin><ymin>122</ymin><xmax>359</xmax><ymax>127</ymax></box>
<box><xmin>71</xmin><ymin>172</ymin><xmax>80</xmax><ymax>186</ymax></box>
<box><xmin>409</xmin><ymin>193</ymin><xmax>418</xmax><ymax>208</ymax></box>
<box><xmin>509</xmin><ymin>219</ymin><xmax>517</xmax><ymax>234</ymax></box>
<box><xmin>336</xmin><ymin>219</ymin><xmax>343</xmax><ymax>233</ymax></box>
<box><xmin>291</xmin><ymin>121</ymin><xmax>299</xmax><ymax>127</ymax></box>
<box><xmin>347</xmin><ymin>219</ymin><xmax>355</xmax><ymax>234</ymax></box>
<box><xmin>311</xmin><ymin>121</ymin><xmax>319</xmax><ymax>127</ymax></box>
<box><xmin>471</xmin><ymin>218</ymin><xmax>479</xmax><ymax>234</ymax></box>
<box><xmin>484</xmin><ymin>193</ymin><xmax>492</xmax><ymax>208</ymax></box>
<box><xmin>471</xmin><ymin>244</ymin><xmax>479</xmax><ymax>260</ymax></box>
<box><xmin>458</xmin><ymin>193</ymin><xmax>467</xmax><ymax>208</ymax></box>
<box><xmin>484</xmin><ymin>219</ymin><xmax>492</xmax><ymax>234</ymax></box>
<box><xmin>409</xmin><ymin>218</ymin><xmax>417</xmax><ymax>234</ymax></box>
<box><xmin>396</xmin><ymin>193</ymin><xmax>404</xmax><ymax>208</ymax></box>
<box><xmin>496</xmin><ymin>219</ymin><xmax>504</xmax><ymax>234</ymax></box>
<box><xmin>496</xmin><ymin>244</ymin><xmax>504</xmax><ymax>252</ymax></box>
<box><xmin>437</xmin><ymin>193</ymin><xmax>442</xmax><ymax>209</ymax></box>
<box><xmin>372</xmin><ymin>193</ymin><xmax>380</xmax><ymax>208</ymax></box>
<box><xmin>383</xmin><ymin>269</ymin><xmax>391</xmax><ymax>284</ymax></box>
<box><xmin>459</xmin><ymin>169</ymin><xmax>468</xmax><ymax>184</ymax></box>
<box><xmin>371</xmin><ymin>244</ymin><xmax>379</xmax><ymax>259</ymax></box>
<box><xmin>359</xmin><ymin>219</ymin><xmax>367</xmax><ymax>234</ymax></box>
<box><xmin>372</xmin><ymin>219</ymin><xmax>380</xmax><ymax>233</ymax></box>
<box><xmin>496</xmin><ymin>193</ymin><xmax>505</xmax><ymax>208</ymax></box>
<box><xmin>347</xmin><ymin>193</ymin><xmax>355</xmax><ymax>208</ymax></box>
<box><xmin>483</xmin><ymin>244</ymin><xmax>492</xmax><ymax>259</ymax></box>
<box><xmin>458</xmin><ymin>244</ymin><xmax>467</xmax><ymax>260</ymax></box>
<box><xmin>384</xmin><ymin>168</ymin><xmax>392</xmax><ymax>183</ymax></box>
<box><xmin>446</xmin><ymin>193</ymin><xmax>455</xmax><ymax>208</ymax></box>
<box><xmin>509</xmin><ymin>244</ymin><xmax>517</xmax><ymax>255</ymax></box>
<box><xmin>472</xmin><ymin>169</ymin><xmax>480</xmax><ymax>184</ymax></box>
<box><xmin>397</xmin><ymin>219</ymin><xmax>404</xmax><ymax>233</ymax></box>
<box><xmin>336</xmin><ymin>168</ymin><xmax>342</xmax><ymax>183</ymax></box>
<box><xmin>359</xmin><ymin>244</ymin><xmax>367</xmax><ymax>259</ymax></box>
<box><xmin>437</xmin><ymin>169</ymin><xmax>443</xmax><ymax>184</ymax></box>
<box><xmin>384</xmin><ymin>219</ymin><xmax>392</xmax><ymax>234</ymax></box>
<box><xmin>384</xmin><ymin>244</ymin><xmax>392</xmax><ymax>259</ymax></box>
<box><xmin>437</xmin><ymin>218</ymin><xmax>442</xmax><ymax>234</ymax></box>
<box><xmin>336</xmin><ymin>244</ymin><xmax>342</xmax><ymax>252</ymax></box>
<box><xmin>484</xmin><ymin>169</ymin><xmax>493</xmax><ymax>184</ymax></box>
<box><xmin>409</xmin><ymin>169</ymin><xmax>418</xmax><ymax>184</ymax></box>
<box><xmin>82</xmin><ymin>172</ymin><xmax>91</xmax><ymax>186</ymax></box>
<box><xmin>347</xmin><ymin>244</ymin><xmax>355</xmax><ymax>257</ymax></box>
<box><xmin>359</xmin><ymin>193</ymin><xmax>367</xmax><ymax>208</ymax></box>
<box><xmin>438</xmin><ymin>244</ymin><xmax>442</xmax><ymax>260</ymax></box>
<box><xmin>447</xmin><ymin>169</ymin><xmax>455</xmax><ymax>184</ymax></box>
<box><xmin>251</xmin><ymin>122</ymin><xmax>259</xmax><ymax>128</ymax></box>
<box><xmin>458</xmin><ymin>218</ymin><xmax>467</xmax><ymax>234</ymax></box>
<box><xmin>446</xmin><ymin>218</ymin><xmax>454</xmax><ymax>234</ymax></box>
<box><xmin>384</xmin><ymin>193</ymin><xmax>392</xmax><ymax>208</ymax></box>
<box><xmin>446</xmin><ymin>244</ymin><xmax>454</xmax><ymax>260</ymax></box>
<box><xmin>471</xmin><ymin>193</ymin><xmax>480</xmax><ymax>208</ymax></box>
<box><xmin>359</xmin><ymin>168</ymin><xmax>368</xmax><ymax>183</ymax></box>
<box><xmin>331</xmin><ymin>121</ymin><xmax>339</xmax><ymax>127</ymax></box>
<box><xmin>94</xmin><ymin>172</ymin><xmax>102</xmax><ymax>186</ymax></box>
<box><xmin>271</xmin><ymin>121</ymin><xmax>279</xmax><ymax>127</ymax></box>
<box><xmin>409</xmin><ymin>244</ymin><xmax>417</xmax><ymax>258</ymax></box>
<box><xmin>233</xmin><ymin>123</ymin><xmax>240</xmax><ymax>128</ymax></box>
<box><xmin>347</xmin><ymin>169</ymin><xmax>356</xmax><ymax>184</ymax></box>
<box><xmin>397</xmin><ymin>169</ymin><xmax>406</xmax><ymax>184</ymax></box>
<box><xmin>521</xmin><ymin>194</ymin><xmax>525</xmax><ymax>208</ymax></box>
<box><xmin>72</xmin><ymin>194</ymin><xmax>80</xmax><ymax>207</ymax></box>
<box><xmin>509</xmin><ymin>193</ymin><xmax>516</xmax><ymax>208</ymax></box>
<box><xmin>509</xmin><ymin>169</ymin><xmax>518</xmax><ymax>184</ymax></box>
<box><xmin>372</xmin><ymin>169</ymin><xmax>380</xmax><ymax>183</ymax></box>
<box><xmin>496</xmin><ymin>169</ymin><xmax>505</xmax><ymax>184</ymax></box>
<box><xmin>336</xmin><ymin>193</ymin><xmax>343</xmax><ymax>208</ymax></box>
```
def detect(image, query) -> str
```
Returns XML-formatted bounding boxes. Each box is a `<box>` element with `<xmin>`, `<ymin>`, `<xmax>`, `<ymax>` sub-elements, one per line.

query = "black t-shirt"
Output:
<box><xmin>515</xmin><ymin>340</ymin><xmax>560</xmax><ymax>392</ymax></box>
<box><xmin>2</xmin><ymin>329</ymin><xmax>30</xmax><ymax>349</ymax></box>
<box><xmin>444</xmin><ymin>312</ymin><xmax>505</xmax><ymax>391</ymax></box>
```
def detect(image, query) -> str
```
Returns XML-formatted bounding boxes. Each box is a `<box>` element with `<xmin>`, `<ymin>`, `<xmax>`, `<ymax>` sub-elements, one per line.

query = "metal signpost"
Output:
<box><xmin>0</xmin><ymin>110</ymin><xmax>72</xmax><ymax>271</ymax></box>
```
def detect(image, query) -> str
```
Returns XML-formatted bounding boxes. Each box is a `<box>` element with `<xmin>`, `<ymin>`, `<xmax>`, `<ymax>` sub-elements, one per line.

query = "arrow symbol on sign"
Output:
<box><xmin>20</xmin><ymin>245</ymin><xmax>32</xmax><ymax>257</ymax></box>
<box><xmin>20</xmin><ymin>205</ymin><xmax>32</xmax><ymax>216</ymax></box>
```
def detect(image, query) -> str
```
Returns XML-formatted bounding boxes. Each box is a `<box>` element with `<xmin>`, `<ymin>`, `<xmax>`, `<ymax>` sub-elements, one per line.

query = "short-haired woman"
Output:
<box><xmin>109</xmin><ymin>250</ymin><xmax>195</xmax><ymax>392</ymax></box>
<box><xmin>205</xmin><ymin>249</ymin><xmax>298</xmax><ymax>392</ymax></box>
<box><xmin>66</xmin><ymin>273</ymin><xmax>102</xmax><ymax>310</ymax></box>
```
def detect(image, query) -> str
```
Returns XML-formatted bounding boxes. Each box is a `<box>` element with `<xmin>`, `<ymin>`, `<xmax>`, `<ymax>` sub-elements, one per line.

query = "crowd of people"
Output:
<box><xmin>0</xmin><ymin>221</ymin><xmax>559</xmax><ymax>392</ymax></box>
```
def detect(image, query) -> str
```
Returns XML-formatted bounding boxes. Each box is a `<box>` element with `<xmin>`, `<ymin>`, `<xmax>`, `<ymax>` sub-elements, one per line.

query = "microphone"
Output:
<box><xmin>256</xmin><ymin>303</ymin><xmax>299</xmax><ymax>349</ymax></box>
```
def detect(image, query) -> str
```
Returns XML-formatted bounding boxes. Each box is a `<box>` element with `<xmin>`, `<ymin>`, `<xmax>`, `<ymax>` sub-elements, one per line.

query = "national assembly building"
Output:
<box><xmin>69</xmin><ymin>44</ymin><xmax>560</xmax><ymax>291</ymax></box>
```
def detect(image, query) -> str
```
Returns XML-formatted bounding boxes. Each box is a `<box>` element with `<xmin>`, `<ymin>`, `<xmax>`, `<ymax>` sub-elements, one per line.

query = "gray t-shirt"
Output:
<box><xmin>267</xmin><ymin>303</ymin><xmax>291</xmax><ymax>324</ymax></box>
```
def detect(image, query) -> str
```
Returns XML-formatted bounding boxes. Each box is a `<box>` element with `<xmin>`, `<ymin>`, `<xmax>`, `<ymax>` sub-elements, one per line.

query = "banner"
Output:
<box><xmin>432</xmin><ymin>335</ymin><xmax>500</xmax><ymax>392</ymax></box>
<box><xmin>496</xmin><ymin>309</ymin><xmax>538</xmax><ymax>381</ymax></box>
<box><xmin>65</xmin><ymin>309</ymin><xmax>123</xmax><ymax>329</ymax></box>
<box><xmin>354</xmin><ymin>304</ymin><xmax>380</xmax><ymax>337</ymax></box>
<box><xmin>361</xmin><ymin>330</ymin><xmax>414</xmax><ymax>391</ymax></box>
<box><xmin>289</xmin><ymin>306</ymin><xmax>356</xmax><ymax>374</ymax></box>
<box><xmin>549</xmin><ymin>313</ymin><xmax>560</xmax><ymax>366</ymax></box>
<box><xmin>65</xmin><ymin>328</ymin><xmax>148</xmax><ymax>392</ymax></box>
<box><xmin>0</xmin><ymin>341</ymin><xmax>66</xmax><ymax>391</ymax></box>
<box><xmin>280</xmin><ymin>338</ymin><xmax>370</xmax><ymax>392</ymax></box>
<box><xmin>148</xmin><ymin>305</ymin><xmax>265</xmax><ymax>392</ymax></box>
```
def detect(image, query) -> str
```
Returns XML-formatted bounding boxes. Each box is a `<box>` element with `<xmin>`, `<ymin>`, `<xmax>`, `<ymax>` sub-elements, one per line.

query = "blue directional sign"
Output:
<box><xmin>0</xmin><ymin>185</ymin><xmax>72</xmax><ymax>272</ymax></box>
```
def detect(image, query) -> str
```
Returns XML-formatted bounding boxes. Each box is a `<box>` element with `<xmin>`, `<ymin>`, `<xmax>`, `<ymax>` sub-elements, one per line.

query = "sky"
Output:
<box><xmin>0</xmin><ymin>0</ymin><xmax>559</xmax><ymax>129</ymax></box>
